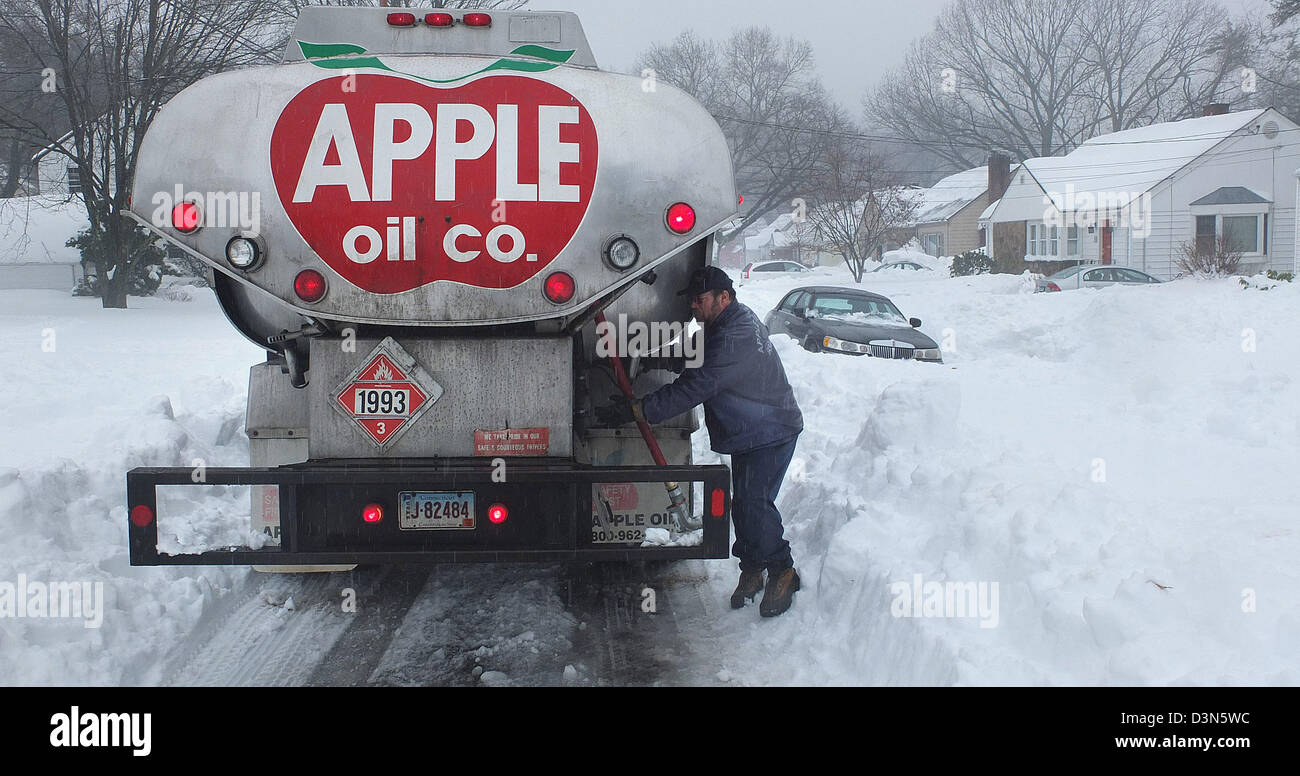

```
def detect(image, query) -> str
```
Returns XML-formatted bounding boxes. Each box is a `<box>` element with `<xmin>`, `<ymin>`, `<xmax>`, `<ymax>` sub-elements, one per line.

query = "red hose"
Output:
<box><xmin>595</xmin><ymin>311</ymin><xmax>668</xmax><ymax>466</ymax></box>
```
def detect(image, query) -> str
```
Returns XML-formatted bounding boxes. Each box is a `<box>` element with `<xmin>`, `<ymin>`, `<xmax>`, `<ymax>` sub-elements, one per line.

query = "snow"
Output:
<box><xmin>908</xmin><ymin>166</ymin><xmax>988</xmax><ymax>226</ymax></box>
<box><xmin>0</xmin><ymin>196</ymin><xmax>88</xmax><ymax>266</ymax></box>
<box><xmin>1</xmin><ymin>267</ymin><xmax>1298</xmax><ymax>685</ymax></box>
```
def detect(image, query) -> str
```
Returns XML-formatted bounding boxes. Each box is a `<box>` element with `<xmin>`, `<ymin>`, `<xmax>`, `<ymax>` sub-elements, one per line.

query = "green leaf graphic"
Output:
<box><xmin>297</xmin><ymin>41</ymin><xmax>576</xmax><ymax>84</ymax></box>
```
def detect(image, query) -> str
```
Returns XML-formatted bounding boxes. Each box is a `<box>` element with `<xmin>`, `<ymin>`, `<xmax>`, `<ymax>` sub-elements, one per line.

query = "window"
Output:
<box><xmin>1066</xmin><ymin>226</ymin><xmax>1079</xmax><ymax>256</ymax></box>
<box><xmin>1223</xmin><ymin>215</ymin><xmax>1259</xmax><ymax>253</ymax></box>
<box><xmin>780</xmin><ymin>291</ymin><xmax>810</xmax><ymax>313</ymax></box>
<box><xmin>1048</xmin><ymin>225</ymin><xmax>1059</xmax><ymax>256</ymax></box>
<box><xmin>66</xmin><ymin>166</ymin><xmax>82</xmax><ymax>196</ymax></box>
<box><xmin>921</xmin><ymin>232</ymin><xmax>943</xmax><ymax>257</ymax></box>
<box><xmin>1193</xmin><ymin>213</ymin><xmax>1265</xmax><ymax>256</ymax></box>
<box><xmin>1195</xmin><ymin>215</ymin><xmax>1216</xmax><ymax>254</ymax></box>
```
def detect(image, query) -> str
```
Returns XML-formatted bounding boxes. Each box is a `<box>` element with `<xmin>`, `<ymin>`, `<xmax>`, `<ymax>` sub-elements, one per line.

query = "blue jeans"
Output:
<box><xmin>730</xmin><ymin>434</ymin><xmax>798</xmax><ymax>573</ymax></box>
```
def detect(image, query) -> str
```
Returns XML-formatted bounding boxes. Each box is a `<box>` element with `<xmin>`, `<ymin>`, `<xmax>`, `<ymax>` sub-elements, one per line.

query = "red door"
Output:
<box><xmin>1100</xmin><ymin>220</ymin><xmax>1113</xmax><ymax>265</ymax></box>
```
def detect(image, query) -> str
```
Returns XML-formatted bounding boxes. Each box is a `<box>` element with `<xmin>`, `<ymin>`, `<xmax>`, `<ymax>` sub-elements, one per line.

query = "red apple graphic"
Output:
<box><xmin>270</xmin><ymin>73</ymin><xmax>598</xmax><ymax>294</ymax></box>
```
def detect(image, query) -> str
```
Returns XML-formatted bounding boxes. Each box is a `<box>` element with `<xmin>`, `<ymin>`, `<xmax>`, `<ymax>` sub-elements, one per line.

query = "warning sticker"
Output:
<box><xmin>331</xmin><ymin>337</ymin><xmax>443</xmax><ymax>448</ymax></box>
<box><xmin>473</xmin><ymin>428</ymin><xmax>550</xmax><ymax>456</ymax></box>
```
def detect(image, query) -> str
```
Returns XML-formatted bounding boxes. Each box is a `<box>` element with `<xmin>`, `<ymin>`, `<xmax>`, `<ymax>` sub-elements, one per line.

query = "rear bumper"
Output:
<box><xmin>127</xmin><ymin>460</ymin><xmax>731</xmax><ymax>566</ymax></box>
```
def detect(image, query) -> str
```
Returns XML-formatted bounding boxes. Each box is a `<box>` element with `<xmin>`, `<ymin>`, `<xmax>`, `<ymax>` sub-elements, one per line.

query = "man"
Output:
<box><xmin>596</xmin><ymin>266</ymin><xmax>804</xmax><ymax>617</ymax></box>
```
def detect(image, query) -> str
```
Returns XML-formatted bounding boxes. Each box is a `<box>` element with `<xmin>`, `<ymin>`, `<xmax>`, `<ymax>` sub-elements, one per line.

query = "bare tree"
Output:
<box><xmin>866</xmin><ymin>0</ymin><xmax>1244</xmax><ymax>169</ymax></box>
<box><xmin>805</xmin><ymin>143</ymin><xmax>918</xmax><ymax>283</ymax></box>
<box><xmin>635</xmin><ymin>27</ymin><xmax>850</xmax><ymax>245</ymax></box>
<box><xmin>0</xmin><ymin>0</ymin><xmax>291</xmax><ymax>307</ymax></box>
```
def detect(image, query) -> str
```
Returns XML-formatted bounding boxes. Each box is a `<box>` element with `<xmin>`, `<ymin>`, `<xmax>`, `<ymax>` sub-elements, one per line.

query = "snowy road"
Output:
<box><xmin>3</xmin><ymin>258</ymin><xmax>1298</xmax><ymax>686</ymax></box>
<box><xmin>150</xmin><ymin>561</ymin><xmax>722</xmax><ymax>687</ymax></box>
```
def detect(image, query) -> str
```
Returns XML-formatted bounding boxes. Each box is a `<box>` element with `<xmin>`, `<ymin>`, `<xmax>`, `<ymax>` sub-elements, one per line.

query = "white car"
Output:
<box><xmin>742</xmin><ymin>260</ymin><xmax>810</xmax><ymax>279</ymax></box>
<box><xmin>1036</xmin><ymin>265</ymin><xmax>1162</xmax><ymax>292</ymax></box>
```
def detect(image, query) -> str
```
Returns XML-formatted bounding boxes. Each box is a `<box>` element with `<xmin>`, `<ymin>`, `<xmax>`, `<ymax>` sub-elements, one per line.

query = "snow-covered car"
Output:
<box><xmin>871</xmin><ymin>261</ymin><xmax>929</xmax><ymax>272</ymax></box>
<box><xmin>764</xmin><ymin>286</ymin><xmax>943</xmax><ymax>362</ymax></box>
<box><xmin>742</xmin><ymin>260</ymin><xmax>809</xmax><ymax>279</ymax></box>
<box><xmin>1036</xmin><ymin>265</ymin><xmax>1162</xmax><ymax>292</ymax></box>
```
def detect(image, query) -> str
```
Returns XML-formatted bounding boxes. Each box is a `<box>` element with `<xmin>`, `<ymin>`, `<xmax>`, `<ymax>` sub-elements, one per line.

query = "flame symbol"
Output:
<box><xmin>369</xmin><ymin>360</ymin><xmax>394</xmax><ymax>381</ymax></box>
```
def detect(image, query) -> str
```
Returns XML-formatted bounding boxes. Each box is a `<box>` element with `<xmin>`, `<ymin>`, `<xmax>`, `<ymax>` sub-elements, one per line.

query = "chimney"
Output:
<box><xmin>1203</xmin><ymin>103</ymin><xmax>1230</xmax><ymax>117</ymax></box>
<box><xmin>987</xmin><ymin>151</ymin><xmax>1011</xmax><ymax>201</ymax></box>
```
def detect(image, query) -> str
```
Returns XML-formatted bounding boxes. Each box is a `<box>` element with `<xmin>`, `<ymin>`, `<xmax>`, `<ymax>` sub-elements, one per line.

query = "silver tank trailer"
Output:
<box><xmin>126</xmin><ymin>8</ymin><xmax>736</xmax><ymax>552</ymax></box>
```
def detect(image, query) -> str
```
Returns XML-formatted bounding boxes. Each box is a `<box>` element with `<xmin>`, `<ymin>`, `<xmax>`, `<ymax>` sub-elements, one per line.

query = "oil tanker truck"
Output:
<box><xmin>123</xmin><ymin>7</ymin><xmax>736</xmax><ymax>568</ymax></box>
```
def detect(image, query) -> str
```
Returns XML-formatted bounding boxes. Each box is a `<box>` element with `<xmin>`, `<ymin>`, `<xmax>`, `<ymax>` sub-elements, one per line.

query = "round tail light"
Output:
<box><xmin>294</xmin><ymin>269</ymin><xmax>327</xmax><ymax>303</ymax></box>
<box><xmin>225</xmin><ymin>236</ymin><xmax>263</xmax><ymax>270</ymax></box>
<box><xmin>362</xmin><ymin>503</ymin><xmax>383</xmax><ymax>524</ymax></box>
<box><xmin>488</xmin><ymin>503</ymin><xmax>508</xmax><ymax>524</ymax></box>
<box><xmin>543</xmin><ymin>272</ymin><xmax>575</xmax><ymax>304</ymax></box>
<box><xmin>172</xmin><ymin>201</ymin><xmax>201</xmax><ymax>233</ymax></box>
<box><xmin>666</xmin><ymin>202</ymin><xmax>696</xmax><ymax>234</ymax></box>
<box><xmin>603</xmin><ymin>236</ymin><xmax>640</xmax><ymax>271</ymax></box>
<box><xmin>130</xmin><ymin>505</ymin><xmax>154</xmax><ymax>527</ymax></box>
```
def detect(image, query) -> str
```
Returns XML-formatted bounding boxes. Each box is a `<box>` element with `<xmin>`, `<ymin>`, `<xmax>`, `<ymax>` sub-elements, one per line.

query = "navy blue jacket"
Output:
<box><xmin>640</xmin><ymin>301</ymin><xmax>803</xmax><ymax>454</ymax></box>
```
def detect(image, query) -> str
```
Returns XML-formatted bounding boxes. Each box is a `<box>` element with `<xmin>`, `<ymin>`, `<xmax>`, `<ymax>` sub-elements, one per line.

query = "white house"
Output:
<box><xmin>981</xmin><ymin>108</ymin><xmax>1300</xmax><ymax>279</ymax></box>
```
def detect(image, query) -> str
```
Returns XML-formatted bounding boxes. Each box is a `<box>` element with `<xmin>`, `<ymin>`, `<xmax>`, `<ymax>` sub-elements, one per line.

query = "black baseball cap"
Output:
<box><xmin>676</xmin><ymin>266</ymin><xmax>735</xmax><ymax>297</ymax></box>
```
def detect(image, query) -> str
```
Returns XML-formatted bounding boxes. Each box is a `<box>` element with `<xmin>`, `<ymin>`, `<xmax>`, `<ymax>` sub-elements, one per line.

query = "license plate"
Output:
<box><xmin>399</xmin><ymin>492</ymin><xmax>476</xmax><ymax>530</ymax></box>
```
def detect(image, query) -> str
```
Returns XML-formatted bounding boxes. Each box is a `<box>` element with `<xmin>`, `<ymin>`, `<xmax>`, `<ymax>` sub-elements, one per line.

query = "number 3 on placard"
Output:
<box><xmin>376</xmin><ymin>421</ymin><xmax>386</xmax><ymax>435</ymax></box>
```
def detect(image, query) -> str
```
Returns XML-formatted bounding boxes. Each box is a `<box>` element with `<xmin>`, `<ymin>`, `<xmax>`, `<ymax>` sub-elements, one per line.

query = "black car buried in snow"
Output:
<box><xmin>763</xmin><ymin>286</ymin><xmax>943</xmax><ymax>363</ymax></box>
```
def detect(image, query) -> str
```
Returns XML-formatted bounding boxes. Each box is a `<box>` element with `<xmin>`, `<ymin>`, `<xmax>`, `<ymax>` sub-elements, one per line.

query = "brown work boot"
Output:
<box><xmin>730</xmin><ymin>569</ymin><xmax>764</xmax><ymax>609</ymax></box>
<box><xmin>759</xmin><ymin>568</ymin><xmax>800</xmax><ymax>617</ymax></box>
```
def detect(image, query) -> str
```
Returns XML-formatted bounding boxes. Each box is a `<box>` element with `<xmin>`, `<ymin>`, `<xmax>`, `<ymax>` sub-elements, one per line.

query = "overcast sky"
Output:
<box><xmin>542</xmin><ymin>0</ymin><xmax>1277</xmax><ymax>109</ymax></box>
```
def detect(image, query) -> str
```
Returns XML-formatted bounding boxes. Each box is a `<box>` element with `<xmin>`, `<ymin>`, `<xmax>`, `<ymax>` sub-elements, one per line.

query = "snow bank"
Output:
<box><xmin>0</xmin><ymin>291</ymin><xmax>261</xmax><ymax>685</ymax></box>
<box><xmin>702</xmin><ymin>265</ymin><xmax>1300</xmax><ymax>685</ymax></box>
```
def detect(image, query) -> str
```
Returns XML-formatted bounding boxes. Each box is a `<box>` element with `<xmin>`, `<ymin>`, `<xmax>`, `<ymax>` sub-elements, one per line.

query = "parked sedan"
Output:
<box><xmin>764</xmin><ymin>286</ymin><xmax>943</xmax><ymax>362</ymax></box>
<box><xmin>742</xmin><ymin>260</ymin><xmax>809</xmax><ymax>279</ymax></box>
<box><xmin>871</xmin><ymin>261</ymin><xmax>929</xmax><ymax>272</ymax></box>
<box><xmin>1036</xmin><ymin>265</ymin><xmax>1162</xmax><ymax>292</ymax></box>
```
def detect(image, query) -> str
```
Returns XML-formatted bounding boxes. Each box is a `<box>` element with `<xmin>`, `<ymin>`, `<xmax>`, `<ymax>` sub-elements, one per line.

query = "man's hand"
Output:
<box><xmin>594</xmin><ymin>394</ymin><xmax>645</xmax><ymax>426</ymax></box>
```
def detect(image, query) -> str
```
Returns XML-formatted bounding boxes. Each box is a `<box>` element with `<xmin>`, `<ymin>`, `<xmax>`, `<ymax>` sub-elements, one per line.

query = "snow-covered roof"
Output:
<box><xmin>0</xmin><ymin>196</ymin><xmax>88</xmax><ymax>265</ymax></box>
<box><xmin>909</xmin><ymin>167</ymin><xmax>988</xmax><ymax>225</ymax></box>
<box><xmin>1027</xmin><ymin>109</ymin><xmax>1270</xmax><ymax>212</ymax></box>
<box><xmin>978</xmin><ymin>198</ymin><xmax>1000</xmax><ymax>222</ymax></box>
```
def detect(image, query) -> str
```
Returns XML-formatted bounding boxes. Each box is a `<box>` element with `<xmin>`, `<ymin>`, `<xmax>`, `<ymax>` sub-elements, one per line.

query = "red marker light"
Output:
<box><xmin>130</xmin><ymin>505</ymin><xmax>154</xmax><ymax>527</ymax></box>
<box><xmin>710</xmin><ymin>488</ymin><xmax>726</xmax><ymax>518</ymax></box>
<box><xmin>294</xmin><ymin>269</ymin><xmax>327</xmax><ymax>303</ymax></box>
<box><xmin>543</xmin><ymin>272</ymin><xmax>575</xmax><ymax>304</ymax></box>
<box><xmin>739</xmin><ymin>195</ymin><xmax>745</xmax><ymax>205</ymax></box>
<box><xmin>387</xmin><ymin>12</ymin><xmax>416</xmax><ymax>27</ymax></box>
<box><xmin>362</xmin><ymin>503</ymin><xmax>384</xmax><ymax>524</ymax></box>
<box><xmin>463</xmin><ymin>13</ymin><xmax>492</xmax><ymax>27</ymax></box>
<box><xmin>425</xmin><ymin>12</ymin><xmax>454</xmax><ymax>26</ymax></box>
<box><xmin>172</xmin><ymin>201</ymin><xmax>201</xmax><ymax>233</ymax></box>
<box><xmin>666</xmin><ymin>202</ymin><xmax>696</xmax><ymax>234</ymax></box>
<box><xmin>488</xmin><ymin>503</ymin><xmax>508</xmax><ymax>524</ymax></box>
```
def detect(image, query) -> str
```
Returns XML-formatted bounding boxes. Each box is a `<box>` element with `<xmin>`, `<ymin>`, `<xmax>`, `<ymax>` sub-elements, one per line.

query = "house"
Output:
<box><xmin>905</xmin><ymin>164</ymin><xmax>996</xmax><ymax>257</ymax></box>
<box><xmin>980</xmin><ymin>107</ymin><xmax>1300</xmax><ymax>279</ymax></box>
